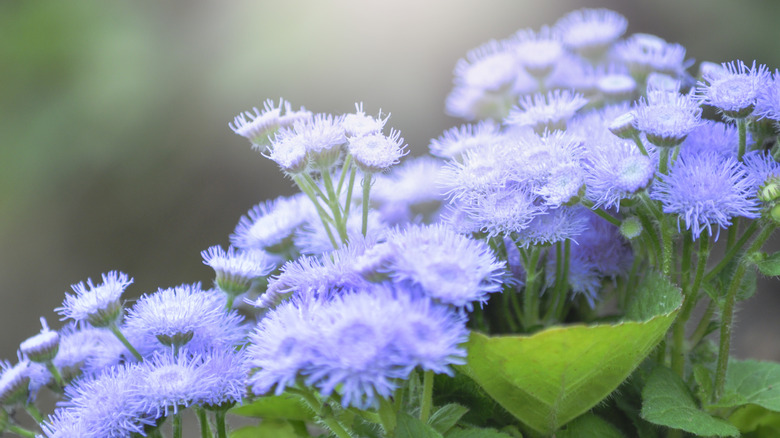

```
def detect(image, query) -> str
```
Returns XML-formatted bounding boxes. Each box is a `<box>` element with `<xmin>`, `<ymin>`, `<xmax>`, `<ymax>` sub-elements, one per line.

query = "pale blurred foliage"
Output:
<box><xmin>0</xmin><ymin>0</ymin><xmax>778</xmax><ymax>359</ymax></box>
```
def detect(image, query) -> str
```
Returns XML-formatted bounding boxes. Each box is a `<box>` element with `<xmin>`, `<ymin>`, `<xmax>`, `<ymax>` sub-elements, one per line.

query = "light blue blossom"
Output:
<box><xmin>57</xmin><ymin>271</ymin><xmax>133</xmax><ymax>328</ymax></box>
<box><xmin>231</xmin><ymin>193</ymin><xmax>315</xmax><ymax>253</ymax></box>
<box><xmin>614</xmin><ymin>33</ymin><xmax>688</xmax><ymax>78</ymax></box>
<box><xmin>651</xmin><ymin>152</ymin><xmax>760</xmax><ymax>238</ymax></box>
<box><xmin>505</xmin><ymin>89</ymin><xmax>588</xmax><ymax>133</ymax></box>
<box><xmin>696</xmin><ymin>60</ymin><xmax>770</xmax><ymax>119</ymax></box>
<box><xmin>348</xmin><ymin>129</ymin><xmax>407</xmax><ymax>173</ymax></box>
<box><xmin>385</xmin><ymin>224</ymin><xmax>507</xmax><ymax>309</ymax></box>
<box><xmin>633</xmin><ymin>88</ymin><xmax>701</xmax><ymax>147</ymax></box>
<box><xmin>429</xmin><ymin>120</ymin><xmax>502</xmax><ymax>160</ymax></box>
<box><xmin>554</xmin><ymin>8</ymin><xmax>627</xmax><ymax>60</ymax></box>
<box><xmin>202</xmin><ymin>245</ymin><xmax>275</xmax><ymax>296</ymax></box>
<box><xmin>124</xmin><ymin>284</ymin><xmax>245</xmax><ymax>356</ymax></box>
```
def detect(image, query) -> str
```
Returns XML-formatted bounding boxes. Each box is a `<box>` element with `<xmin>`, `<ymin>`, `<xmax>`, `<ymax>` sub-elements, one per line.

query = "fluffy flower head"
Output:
<box><xmin>57</xmin><ymin>271</ymin><xmax>133</xmax><ymax>327</ymax></box>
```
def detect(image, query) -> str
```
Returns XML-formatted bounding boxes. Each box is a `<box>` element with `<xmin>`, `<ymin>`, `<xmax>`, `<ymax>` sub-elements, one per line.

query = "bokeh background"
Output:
<box><xmin>1</xmin><ymin>0</ymin><xmax>779</xmax><ymax>362</ymax></box>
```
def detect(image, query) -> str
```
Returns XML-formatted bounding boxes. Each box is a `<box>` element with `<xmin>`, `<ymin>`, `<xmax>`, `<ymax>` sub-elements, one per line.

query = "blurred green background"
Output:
<box><xmin>1</xmin><ymin>0</ymin><xmax>779</xmax><ymax>361</ymax></box>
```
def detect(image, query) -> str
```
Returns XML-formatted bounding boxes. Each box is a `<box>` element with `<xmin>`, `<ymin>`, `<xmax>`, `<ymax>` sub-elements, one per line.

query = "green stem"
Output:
<box><xmin>580</xmin><ymin>199</ymin><xmax>620</xmax><ymax>227</ymax></box>
<box><xmin>659</xmin><ymin>146</ymin><xmax>670</xmax><ymax>175</ymax></box>
<box><xmin>705</xmin><ymin>221</ymin><xmax>758</xmax><ymax>282</ymax></box>
<box><xmin>713</xmin><ymin>224</ymin><xmax>774</xmax><ymax>401</ymax></box>
<box><xmin>295</xmin><ymin>175</ymin><xmax>339</xmax><ymax>250</ymax></box>
<box><xmin>660</xmin><ymin>217</ymin><xmax>674</xmax><ymax>278</ymax></box>
<box><xmin>197</xmin><ymin>407</ymin><xmax>213</xmax><ymax>438</ymax></box>
<box><xmin>737</xmin><ymin>118</ymin><xmax>748</xmax><ymax>162</ymax></box>
<box><xmin>631</xmin><ymin>133</ymin><xmax>649</xmax><ymax>156</ymax></box>
<box><xmin>45</xmin><ymin>360</ymin><xmax>65</xmax><ymax>389</ymax></box>
<box><xmin>378</xmin><ymin>396</ymin><xmax>397</xmax><ymax>435</ymax></box>
<box><xmin>25</xmin><ymin>403</ymin><xmax>43</xmax><ymax>424</ymax></box>
<box><xmin>343</xmin><ymin>166</ymin><xmax>357</xmax><ymax>219</ymax></box>
<box><xmin>290</xmin><ymin>387</ymin><xmax>353</xmax><ymax>438</ymax></box>
<box><xmin>522</xmin><ymin>247</ymin><xmax>543</xmax><ymax>329</ymax></box>
<box><xmin>671</xmin><ymin>235</ymin><xmax>709</xmax><ymax>378</ymax></box>
<box><xmin>321</xmin><ymin>170</ymin><xmax>349</xmax><ymax>243</ymax></box>
<box><xmin>420</xmin><ymin>369</ymin><xmax>434</xmax><ymax>423</ymax></box>
<box><xmin>173</xmin><ymin>412</ymin><xmax>182</xmax><ymax>438</ymax></box>
<box><xmin>215</xmin><ymin>410</ymin><xmax>228</xmax><ymax>438</ymax></box>
<box><xmin>689</xmin><ymin>299</ymin><xmax>716</xmax><ymax>348</ymax></box>
<box><xmin>636</xmin><ymin>211</ymin><xmax>662</xmax><ymax>265</ymax></box>
<box><xmin>108</xmin><ymin>324</ymin><xmax>143</xmax><ymax>361</ymax></box>
<box><xmin>337</xmin><ymin>154</ymin><xmax>353</xmax><ymax>195</ymax></box>
<box><xmin>362</xmin><ymin>173</ymin><xmax>373</xmax><ymax>237</ymax></box>
<box><xmin>727</xmin><ymin>218</ymin><xmax>740</xmax><ymax>248</ymax></box>
<box><xmin>7</xmin><ymin>425</ymin><xmax>37</xmax><ymax>438</ymax></box>
<box><xmin>639</xmin><ymin>191</ymin><xmax>664</xmax><ymax>222</ymax></box>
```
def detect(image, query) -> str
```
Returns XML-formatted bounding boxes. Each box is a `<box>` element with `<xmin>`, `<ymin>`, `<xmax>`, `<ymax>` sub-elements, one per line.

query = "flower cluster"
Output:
<box><xmin>2</xmin><ymin>7</ymin><xmax>780</xmax><ymax>438</ymax></box>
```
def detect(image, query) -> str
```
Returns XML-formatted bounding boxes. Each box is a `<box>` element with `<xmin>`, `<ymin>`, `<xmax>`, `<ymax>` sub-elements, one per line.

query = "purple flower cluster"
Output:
<box><xmin>2</xmin><ymin>7</ymin><xmax>780</xmax><ymax>438</ymax></box>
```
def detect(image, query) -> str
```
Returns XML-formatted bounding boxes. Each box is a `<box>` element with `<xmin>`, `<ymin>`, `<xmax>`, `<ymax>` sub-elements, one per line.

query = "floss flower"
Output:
<box><xmin>57</xmin><ymin>271</ymin><xmax>133</xmax><ymax>327</ymax></box>
<box><xmin>651</xmin><ymin>152</ymin><xmax>760</xmax><ymax>238</ymax></box>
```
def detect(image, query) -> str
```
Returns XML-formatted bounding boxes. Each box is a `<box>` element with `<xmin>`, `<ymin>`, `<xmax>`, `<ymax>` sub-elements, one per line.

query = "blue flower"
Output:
<box><xmin>651</xmin><ymin>152</ymin><xmax>760</xmax><ymax>239</ymax></box>
<box><xmin>445</xmin><ymin>84</ymin><xmax>525</xmax><ymax>122</ymax></box>
<box><xmin>596</xmin><ymin>72</ymin><xmax>637</xmax><ymax>102</ymax></box>
<box><xmin>554</xmin><ymin>8</ymin><xmax>627</xmax><ymax>60</ymax></box>
<box><xmin>755</xmin><ymin>69</ymin><xmax>780</xmax><ymax>122</ymax></box>
<box><xmin>509</xmin><ymin>26</ymin><xmax>564</xmax><ymax>79</ymax></box>
<box><xmin>230</xmin><ymin>98</ymin><xmax>312</xmax><ymax>148</ymax></box>
<box><xmin>634</xmin><ymin>89</ymin><xmax>701</xmax><ymax>147</ymax></box>
<box><xmin>696</xmin><ymin>60</ymin><xmax>770</xmax><ymax>119</ymax></box>
<box><xmin>371</xmin><ymin>156</ymin><xmax>446</xmax><ymax>225</ymax></box>
<box><xmin>584</xmin><ymin>138</ymin><xmax>655</xmax><ymax>209</ymax></box>
<box><xmin>19</xmin><ymin>317</ymin><xmax>59</xmax><ymax>364</ymax></box>
<box><xmin>46</xmin><ymin>323</ymin><xmax>118</xmax><ymax>381</ymax></box>
<box><xmin>39</xmin><ymin>409</ymin><xmax>88</xmax><ymax>437</ymax></box>
<box><xmin>58</xmin><ymin>363</ymin><xmax>152</xmax><ymax>437</ymax></box>
<box><xmin>385</xmin><ymin>224</ymin><xmax>507</xmax><ymax>309</ymax></box>
<box><xmin>257</xmin><ymin>241</ymin><xmax>373</xmax><ymax>307</ymax></box>
<box><xmin>505</xmin><ymin>89</ymin><xmax>587</xmax><ymax>133</ymax></box>
<box><xmin>614</xmin><ymin>33</ymin><xmax>688</xmax><ymax>78</ymax></box>
<box><xmin>132</xmin><ymin>351</ymin><xmax>214</xmax><ymax>418</ymax></box>
<box><xmin>454</xmin><ymin>39</ymin><xmax>521</xmax><ymax>93</ymax></box>
<box><xmin>202</xmin><ymin>245</ymin><xmax>275</xmax><ymax>296</ymax></box>
<box><xmin>455</xmin><ymin>185</ymin><xmax>542</xmax><ymax>237</ymax></box>
<box><xmin>266</xmin><ymin>126</ymin><xmax>310</xmax><ymax>174</ymax></box>
<box><xmin>124</xmin><ymin>283</ymin><xmax>245</xmax><ymax>356</ymax></box>
<box><xmin>231</xmin><ymin>194</ymin><xmax>315</xmax><ymax>253</ymax></box>
<box><xmin>429</xmin><ymin>120</ymin><xmax>502</xmax><ymax>160</ymax></box>
<box><xmin>742</xmin><ymin>151</ymin><xmax>780</xmax><ymax>196</ymax></box>
<box><xmin>342</xmin><ymin>102</ymin><xmax>388</xmax><ymax>138</ymax></box>
<box><xmin>514</xmin><ymin>206</ymin><xmax>589</xmax><ymax>248</ymax></box>
<box><xmin>679</xmin><ymin>120</ymin><xmax>745</xmax><ymax>159</ymax></box>
<box><xmin>348</xmin><ymin>129</ymin><xmax>408</xmax><ymax>173</ymax></box>
<box><xmin>195</xmin><ymin>346</ymin><xmax>248</xmax><ymax>408</ymax></box>
<box><xmin>293</xmin><ymin>113</ymin><xmax>346</xmax><ymax>169</ymax></box>
<box><xmin>57</xmin><ymin>271</ymin><xmax>133</xmax><ymax>327</ymax></box>
<box><xmin>247</xmin><ymin>297</ymin><xmax>321</xmax><ymax>395</ymax></box>
<box><xmin>0</xmin><ymin>359</ymin><xmax>31</xmax><ymax>405</ymax></box>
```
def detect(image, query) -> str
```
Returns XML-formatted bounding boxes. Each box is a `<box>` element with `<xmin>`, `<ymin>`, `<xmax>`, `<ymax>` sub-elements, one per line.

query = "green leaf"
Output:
<box><xmin>428</xmin><ymin>404</ymin><xmax>469</xmax><ymax>434</ymax></box>
<box><xmin>445</xmin><ymin>428</ymin><xmax>516</xmax><ymax>438</ymax></box>
<box><xmin>459</xmin><ymin>271</ymin><xmax>681</xmax><ymax>435</ymax></box>
<box><xmin>641</xmin><ymin>366</ymin><xmax>739</xmax><ymax>437</ymax></box>
<box><xmin>394</xmin><ymin>412</ymin><xmax>444</xmax><ymax>438</ymax></box>
<box><xmin>625</xmin><ymin>271</ymin><xmax>682</xmax><ymax>321</ymax></box>
<box><xmin>557</xmin><ymin>413</ymin><xmax>625</xmax><ymax>438</ymax></box>
<box><xmin>230</xmin><ymin>419</ymin><xmax>301</xmax><ymax>438</ymax></box>
<box><xmin>230</xmin><ymin>395</ymin><xmax>315</xmax><ymax>422</ymax></box>
<box><xmin>693</xmin><ymin>364</ymin><xmax>714</xmax><ymax>406</ymax></box>
<box><xmin>750</xmin><ymin>251</ymin><xmax>780</xmax><ymax>276</ymax></box>
<box><xmin>730</xmin><ymin>404</ymin><xmax>780</xmax><ymax>435</ymax></box>
<box><xmin>710</xmin><ymin>359</ymin><xmax>780</xmax><ymax>412</ymax></box>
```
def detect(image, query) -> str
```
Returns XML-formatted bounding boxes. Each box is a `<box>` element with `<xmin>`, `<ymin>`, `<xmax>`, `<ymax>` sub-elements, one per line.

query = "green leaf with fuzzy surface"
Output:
<box><xmin>459</xmin><ymin>271</ymin><xmax>681</xmax><ymax>435</ymax></box>
<box><xmin>641</xmin><ymin>366</ymin><xmax>739</xmax><ymax>437</ymax></box>
<box><xmin>557</xmin><ymin>413</ymin><xmax>625</xmax><ymax>438</ymax></box>
<box><xmin>709</xmin><ymin>359</ymin><xmax>780</xmax><ymax>412</ymax></box>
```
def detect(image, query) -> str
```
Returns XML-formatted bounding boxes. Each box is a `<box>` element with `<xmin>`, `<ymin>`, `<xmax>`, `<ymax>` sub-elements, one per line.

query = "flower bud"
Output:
<box><xmin>19</xmin><ymin>318</ymin><xmax>59</xmax><ymax>363</ymax></box>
